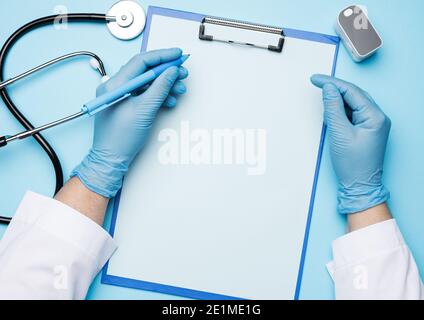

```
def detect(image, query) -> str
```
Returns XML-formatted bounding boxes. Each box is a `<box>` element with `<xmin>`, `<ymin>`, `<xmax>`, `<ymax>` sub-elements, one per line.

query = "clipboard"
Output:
<box><xmin>102</xmin><ymin>6</ymin><xmax>339</xmax><ymax>300</ymax></box>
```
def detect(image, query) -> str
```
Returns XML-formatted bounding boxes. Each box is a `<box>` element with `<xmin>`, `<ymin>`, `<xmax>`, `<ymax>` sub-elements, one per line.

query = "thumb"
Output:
<box><xmin>322</xmin><ymin>83</ymin><xmax>351</xmax><ymax>130</ymax></box>
<box><xmin>135</xmin><ymin>66</ymin><xmax>180</xmax><ymax>113</ymax></box>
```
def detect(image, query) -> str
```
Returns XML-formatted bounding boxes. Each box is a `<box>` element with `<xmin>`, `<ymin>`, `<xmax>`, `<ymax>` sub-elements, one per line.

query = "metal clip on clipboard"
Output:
<box><xmin>199</xmin><ymin>16</ymin><xmax>285</xmax><ymax>53</ymax></box>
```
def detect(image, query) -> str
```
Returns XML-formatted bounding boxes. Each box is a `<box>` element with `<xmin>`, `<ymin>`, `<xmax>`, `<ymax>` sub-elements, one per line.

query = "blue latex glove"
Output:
<box><xmin>72</xmin><ymin>48</ymin><xmax>189</xmax><ymax>198</ymax></box>
<box><xmin>311</xmin><ymin>74</ymin><xmax>391</xmax><ymax>214</ymax></box>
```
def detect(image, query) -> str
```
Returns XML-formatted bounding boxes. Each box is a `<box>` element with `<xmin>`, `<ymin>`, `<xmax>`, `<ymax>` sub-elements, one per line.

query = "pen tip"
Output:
<box><xmin>181</xmin><ymin>54</ymin><xmax>190</xmax><ymax>63</ymax></box>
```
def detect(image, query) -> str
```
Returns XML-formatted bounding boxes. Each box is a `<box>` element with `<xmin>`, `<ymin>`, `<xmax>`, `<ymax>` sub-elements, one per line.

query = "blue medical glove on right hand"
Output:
<box><xmin>311</xmin><ymin>75</ymin><xmax>391</xmax><ymax>215</ymax></box>
<box><xmin>72</xmin><ymin>48</ymin><xmax>188</xmax><ymax>198</ymax></box>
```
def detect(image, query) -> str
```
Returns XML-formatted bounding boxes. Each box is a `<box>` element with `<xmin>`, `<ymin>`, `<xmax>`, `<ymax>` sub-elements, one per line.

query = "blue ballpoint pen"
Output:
<box><xmin>82</xmin><ymin>54</ymin><xmax>190</xmax><ymax>116</ymax></box>
<box><xmin>1</xmin><ymin>54</ymin><xmax>190</xmax><ymax>147</ymax></box>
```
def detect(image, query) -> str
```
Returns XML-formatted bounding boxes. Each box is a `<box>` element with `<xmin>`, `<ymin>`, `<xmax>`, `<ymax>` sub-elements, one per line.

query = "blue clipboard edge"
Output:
<box><xmin>102</xmin><ymin>5</ymin><xmax>340</xmax><ymax>300</ymax></box>
<box><xmin>294</xmin><ymin>34</ymin><xmax>340</xmax><ymax>300</ymax></box>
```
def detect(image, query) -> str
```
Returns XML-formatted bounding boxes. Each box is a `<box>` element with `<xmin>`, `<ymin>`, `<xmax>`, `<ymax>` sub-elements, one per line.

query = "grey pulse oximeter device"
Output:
<box><xmin>335</xmin><ymin>5</ymin><xmax>383</xmax><ymax>62</ymax></box>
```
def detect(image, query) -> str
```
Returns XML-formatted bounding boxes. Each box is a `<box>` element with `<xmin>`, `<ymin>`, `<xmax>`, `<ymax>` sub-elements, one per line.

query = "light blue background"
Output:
<box><xmin>0</xmin><ymin>0</ymin><xmax>423</xmax><ymax>300</ymax></box>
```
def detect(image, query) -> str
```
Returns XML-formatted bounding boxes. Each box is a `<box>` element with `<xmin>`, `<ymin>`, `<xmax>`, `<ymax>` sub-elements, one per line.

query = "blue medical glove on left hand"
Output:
<box><xmin>311</xmin><ymin>75</ymin><xmax>391</xmax><ymax>215</ymax></box>
<box><xmin>72</xmin><ymin>48</ymin><xmax>189</xmax><ymax>198</ymax></box>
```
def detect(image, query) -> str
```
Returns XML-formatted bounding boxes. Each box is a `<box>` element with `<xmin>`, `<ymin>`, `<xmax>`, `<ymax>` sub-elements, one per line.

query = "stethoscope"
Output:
<box><xmin>0</xmin><ymin>1</ymin><xmax>146</xmax><ymax>224</ymax></box>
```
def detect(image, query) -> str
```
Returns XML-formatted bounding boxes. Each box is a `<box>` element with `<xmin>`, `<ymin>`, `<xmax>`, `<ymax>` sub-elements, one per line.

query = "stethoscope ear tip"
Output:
<box><xmin>107</xmin><ymin>1</ymin><xmax>146</xmax><ymax>41</ymax></box>
<box><xmin>89</xmin><ymin>58</ymin><xmax>101</xmax><ymax>70</ymax></box>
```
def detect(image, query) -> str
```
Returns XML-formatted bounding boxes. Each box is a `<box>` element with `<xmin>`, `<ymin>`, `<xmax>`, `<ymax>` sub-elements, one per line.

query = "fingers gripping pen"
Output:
<box><xmin>0</xmin><ymin>55</ymin><xmax>189</xmax><ymax>147</ymax></box>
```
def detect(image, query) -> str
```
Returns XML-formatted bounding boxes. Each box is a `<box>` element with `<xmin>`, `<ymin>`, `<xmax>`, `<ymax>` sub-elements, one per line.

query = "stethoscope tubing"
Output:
<box><xmin>0</xmin><ymin>13</ymin><xmax>109</xmax><ymax>224</ymax></box>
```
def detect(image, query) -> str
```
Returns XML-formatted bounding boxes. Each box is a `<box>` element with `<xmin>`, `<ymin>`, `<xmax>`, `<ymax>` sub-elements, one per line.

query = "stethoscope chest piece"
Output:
<box><xmin>107</xmin><ymin>0</ymin><xmax>146</xmax><ymax>40</ymax></box>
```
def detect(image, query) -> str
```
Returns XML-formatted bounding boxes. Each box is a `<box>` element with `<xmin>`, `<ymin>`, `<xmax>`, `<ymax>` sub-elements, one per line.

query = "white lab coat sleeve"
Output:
<box><xmin>327</xmin><ymin>219</ymin><xmax>424</xmax><ymax>300</ymax></box>
<box><xmin>0</xmin><ymin>191</ymin><xmax>117</xmax><ymax>300</ymax></box>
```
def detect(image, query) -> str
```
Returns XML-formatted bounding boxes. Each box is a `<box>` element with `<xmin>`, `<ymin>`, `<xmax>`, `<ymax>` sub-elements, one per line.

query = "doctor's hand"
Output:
<box><xmin>71</xmin><ymin>48</ymin><xmax>189</xmax><ymax>198</ymax></box>
<box><xmin>311</xmin><ymin>75</ymin><xmax>391</xmax><ymax>215</ymax></box>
